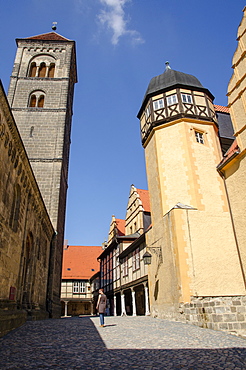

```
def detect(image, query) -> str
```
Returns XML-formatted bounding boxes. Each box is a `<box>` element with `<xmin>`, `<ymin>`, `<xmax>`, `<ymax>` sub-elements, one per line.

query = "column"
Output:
<box><xmin>144</xmin><ymin>285</ymin><xmax>150</xmax><ymax>316</ymax></box>
<box><xmin>114</xmin><ymin>295</ymin><xmax>117</xmax><ymax>316</ymax></box>
<box><xmin>121</xmin><ymin>293</ymin><xmax>126</xmax><ymax>316</ymax></box>
<box><xmin>64</xmin><ymin>301</ymin><xmax>69</xmax><ymax>317</ymax></box>
<box><xmin>131</xmin><ymin>288</ymin><xmax>137</xmax><ymax>316</ymax></box>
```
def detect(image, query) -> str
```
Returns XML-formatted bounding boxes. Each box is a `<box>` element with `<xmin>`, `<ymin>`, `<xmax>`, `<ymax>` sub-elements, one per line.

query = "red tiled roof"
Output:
<box><xmin>214</xmin><ymin>105</ymin><xmax>229</xmax><ymax>114</ymax></box>
<box><xmin>218</xmin><ymin>139</ymin><xmax>240</xmax><ymax>168</ymax></box>
<box><xmin>24</xmin><ymin>32</ymin><xmax>71</xmax><ymax>41</ymax></box>
<box><xmin>137</xmin><ymin>188</ymin><xmax>151</xmax><ymax>212</ymax></box>
<box><xmin>62</xmin><ymin>245</ymin><xmax>102</xmax><ymax>279</ymax></box>
<box><xmin>115</xmin><ymin>218</ymin><xmax>125</xmax><ymax>236</ymax></box>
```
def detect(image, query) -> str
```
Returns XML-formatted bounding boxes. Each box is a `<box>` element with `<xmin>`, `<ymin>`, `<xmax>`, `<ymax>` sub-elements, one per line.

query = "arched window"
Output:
<box><xmin>29</xmin><ymin>95</ymin><xmax>36</xmax><ymax>107</ymax></box>
<box><xmin>38</xmin><ymin>62</ymin><xmax>46</xmax><ymax>77</ymax></box>
<box><xmin>48</xmin><ymin>63</ymin><xmax>55</xmax><ymax>78</ymax></box>
<box><xmin>37</xmin><ymin>95</ymin><xmax>44</xmax><ymax>108</ymax></box>
<box><xmin>29</xmin><ymin>62</ymin><xmax>37</xmax><ymax>77</ymax></box>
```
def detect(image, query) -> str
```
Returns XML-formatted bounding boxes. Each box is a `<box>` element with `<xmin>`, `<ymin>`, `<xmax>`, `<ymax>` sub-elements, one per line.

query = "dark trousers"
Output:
<box><xmin>99</xmin><ymin>313</ymin><xmax>104</xmax><ymax>326</ymax></box>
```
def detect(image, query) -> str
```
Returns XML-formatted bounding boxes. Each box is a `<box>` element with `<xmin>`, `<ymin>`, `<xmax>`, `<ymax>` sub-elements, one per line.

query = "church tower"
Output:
<box><xmin>137</xmin><ymin>64</ymin><xmax>246</xmax><ymax>333</ymax></box>
<box><xmin>7</xmin><ymin>32</ymin><xmax>77</xmax><ymax>316</ymax></box>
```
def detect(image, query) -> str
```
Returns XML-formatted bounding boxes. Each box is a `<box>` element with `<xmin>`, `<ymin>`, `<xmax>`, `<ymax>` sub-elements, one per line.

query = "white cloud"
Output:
<box><xmin>98</xmin><ymin>0</ymin><xmax>144</xmax><ymax>45</ymax></box>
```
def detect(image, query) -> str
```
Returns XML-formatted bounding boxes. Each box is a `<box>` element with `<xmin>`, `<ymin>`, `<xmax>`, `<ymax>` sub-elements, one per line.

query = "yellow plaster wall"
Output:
<box><xmin>144</xmin><ymin>115</ymin><xmax>246</xmax><ymax>317</ymax></box>
<box><xmin>225</xmin><ymin>7</ymin><xmax>246</xmax><ymax>281</ymax></box>
<box><xmin>148</xmin><ymin>119</ymin><xmax>226</xmax><ymax>215</ymax></box>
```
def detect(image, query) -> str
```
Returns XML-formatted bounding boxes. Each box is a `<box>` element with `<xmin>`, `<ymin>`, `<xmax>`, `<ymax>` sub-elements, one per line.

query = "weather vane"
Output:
<box><xmin>52</xmin><ymin>22</ymin><xmax>57</xmax><ymax>31</ymax></box>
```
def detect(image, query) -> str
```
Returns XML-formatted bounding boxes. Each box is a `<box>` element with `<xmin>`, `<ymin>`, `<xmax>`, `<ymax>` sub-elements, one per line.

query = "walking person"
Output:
<box><xmin>96</xmin><ymin>289</ymin><xmax>107</xmax><ymax>327</ymax></box>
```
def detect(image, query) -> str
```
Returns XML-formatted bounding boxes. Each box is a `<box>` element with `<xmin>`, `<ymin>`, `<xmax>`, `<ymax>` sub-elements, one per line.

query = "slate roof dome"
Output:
<box><xmin>138</xmin><ymin>63</ymin><xmax>214</xmax><ymax>118</ymax></box>
<box><xmin>146</xmin><ymin>68</ymin><xmax>204</xmax><ymax>97</ymax></box>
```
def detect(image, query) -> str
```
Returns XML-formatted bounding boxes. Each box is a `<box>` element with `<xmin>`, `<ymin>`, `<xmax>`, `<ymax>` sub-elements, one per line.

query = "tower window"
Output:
<box><xmin>145</xmin><ymin>105</ymin><xmax>151</xmax><ymax>119</ymax></box>
<box><xmin>182</xmin><ymin>94</ymin><xmax>193</xmax><ymax>104</ymax></box>
<box><xmin>29</xmin><ymin>95</ymin><xmax>37</xmax><ymax>107</ymax></box>
<box><xmin>38</xmin><ymin>63</ymin><xmax>46</xmax><ymax>78</ymax></box>
<box><xmin>29</xmin><ymin>62</ymin><xmax>37</xmax><ymax>77</ymax></box>
<box><xmin>48</xmin><ymin>63</ymin><xmax>55</xmax><ymax>78</ymax></box>
<box><xmin>153</xmin><ymin>99</ymin><xmax>164</xmax><ymax>110</ymax></box>
<box><xmin>167</xmin><ymin>94</ymin><xmax>177</xmax><ymax>106</ymax></box>
<box><xmin>195</xmin><ymin>131</ymin><xmax>204</xmax><ymax>144</ymax></box>
<box><xmin>29</xmin><ymin>92</ymin><xmax>45</xmax><ymax>108</ymax></box>
<box><xmin>38</xmin><ymin>95</ymin><xmax>44</xmax><ymax>108</ymax></box>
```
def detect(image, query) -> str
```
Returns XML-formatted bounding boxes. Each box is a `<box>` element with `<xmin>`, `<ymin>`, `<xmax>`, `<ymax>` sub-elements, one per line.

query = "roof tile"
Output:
<box><xmin>62</xmin><ymin>245</ymin><xmax>102</xmax><ymax>279</ymax></box>
<box><xmin>24</xmin><ymin>32</ymin><xmax>71</xmax><ymax>41</ymax></box>
<box><xmin>214</xmin><ymin>104</ymin><xmax>229</xmax><ymax>114</ymax></box>
<box><xmin>136</xmin><ymin>188</ymin><xmax>151</xmax><ymax>212</ymax></box>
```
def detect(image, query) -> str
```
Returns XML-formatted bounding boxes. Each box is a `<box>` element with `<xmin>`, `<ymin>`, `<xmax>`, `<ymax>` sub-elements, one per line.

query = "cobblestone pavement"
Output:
<box><xmin>1</xmin><ymin>316</ymin><xmax>246</xmax><ymax>369</ymax></box>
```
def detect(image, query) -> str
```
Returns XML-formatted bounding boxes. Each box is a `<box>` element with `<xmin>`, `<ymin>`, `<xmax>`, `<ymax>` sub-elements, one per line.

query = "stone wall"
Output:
<box><xmin>0</xmin><ymin>81</ymin><xmax>54</xmax><ymax>337</ymax></box>
<box><xmin>179</xmin><ymin>296</ymin><xmax>246</xmax><ymax>337</ymax></box>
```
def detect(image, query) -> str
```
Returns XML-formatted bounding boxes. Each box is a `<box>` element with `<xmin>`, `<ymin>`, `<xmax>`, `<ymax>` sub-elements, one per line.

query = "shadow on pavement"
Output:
<box><xmin>0</xmin><ymin>316</ymin><xmax>245</xmax><ymax>369</ymax></box>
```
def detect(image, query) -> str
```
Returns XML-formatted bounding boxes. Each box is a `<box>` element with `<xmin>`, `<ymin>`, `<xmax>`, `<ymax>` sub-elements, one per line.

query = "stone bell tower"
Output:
<box><xmin>7</xmin><ymin>32</ymin><xmax>77</xmax><ymax>317</ymax></box>
<box><xmin>137</xmin><ymin>63</ymin><xmax>246</xmax><ymax>334</ymax></box>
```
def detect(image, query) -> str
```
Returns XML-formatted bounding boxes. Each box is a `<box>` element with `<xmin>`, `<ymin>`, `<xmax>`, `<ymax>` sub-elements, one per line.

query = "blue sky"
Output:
<box><xmin>0</xmin><ymin>1</ymin><xmax>245</xmax><ymax>246</ymax></box>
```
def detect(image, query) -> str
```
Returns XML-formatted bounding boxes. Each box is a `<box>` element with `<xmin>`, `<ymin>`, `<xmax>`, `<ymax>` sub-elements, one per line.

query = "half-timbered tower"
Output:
<box><xmin>137</xmin><ymin>63</ymin><xmax>246</xmax><ymax>335</ymax></box>
<box><xmin>7</xmin><ymin>32</ymin><xmax>77</xmax><ymax>317</ymax></box>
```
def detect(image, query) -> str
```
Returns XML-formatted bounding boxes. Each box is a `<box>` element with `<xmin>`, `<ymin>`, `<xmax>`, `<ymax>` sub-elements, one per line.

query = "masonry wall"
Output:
<box><xmin>7</xmin><ymin>37</ymin><xmax>77</xmax><ymax>318</ymax></box>
<box><xmin>0</xmin><ymin>82</ymin><xmax>54</xmax><ymax>337</ymax></box>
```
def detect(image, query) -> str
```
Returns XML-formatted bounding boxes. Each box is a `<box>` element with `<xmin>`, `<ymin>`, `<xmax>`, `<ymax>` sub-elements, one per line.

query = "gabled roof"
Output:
<box><xmin>214</xmin><ymin>105</ymin><xmax>229</xmax><ymax>114</ymax></box>
<box><xmin>24</xmin><ymin>32</ymin><xmax>71</xmax><ymax>41</ymax></box>
<box><xmin>136</xmin><ymin>188</ymin><xmax>150</xmax><ymax>212</ymax></box>
<box><xmin>62</xmin><ymin>245</ymin><xmax>102</xmax><ymax>280</ymax></box>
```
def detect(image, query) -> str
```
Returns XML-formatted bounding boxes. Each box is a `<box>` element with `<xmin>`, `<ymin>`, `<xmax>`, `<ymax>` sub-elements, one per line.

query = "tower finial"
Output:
<box><xmin>52</xmin><ymin>22</ymin><xmax>57</xmax><ymax>31</ymax></box>
<box><xmin>165</xmin><ymin>61</ymin><xmax>171</xmax><ymax>70</ymax></box>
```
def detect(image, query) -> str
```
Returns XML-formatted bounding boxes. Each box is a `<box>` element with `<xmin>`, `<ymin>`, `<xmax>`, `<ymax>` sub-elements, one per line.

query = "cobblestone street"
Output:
<box><xmin>1</xmin><ymin>316</ymin><xmax>246</xmax><ymax>369</ymax></box>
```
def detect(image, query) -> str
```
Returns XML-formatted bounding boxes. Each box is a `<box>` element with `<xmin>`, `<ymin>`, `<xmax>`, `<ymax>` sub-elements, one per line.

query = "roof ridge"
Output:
<box><xmin>23</xmin><ymin>32</ymin><xmax>71</xmax><ymax>42</ymax></box>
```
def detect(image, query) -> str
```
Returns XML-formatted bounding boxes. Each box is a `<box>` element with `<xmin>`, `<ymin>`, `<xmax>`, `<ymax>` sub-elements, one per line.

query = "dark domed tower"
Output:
<box><xmin>7</xmin><ymin>32</ymin><xmax>77</xmax><ymax>317</ymax></box>
<box><xmin>137</xmin><ymin>64</ymin><xmax>245</xmax><ymax>321</ymax></box>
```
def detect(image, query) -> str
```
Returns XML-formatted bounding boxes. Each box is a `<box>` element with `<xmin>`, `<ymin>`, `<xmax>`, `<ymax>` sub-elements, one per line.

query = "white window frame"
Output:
<box><xmin>123</xmin><ymin>257</ymin><xmax>128</xmax><ymax>277</ymax></box>
<box><xmin>181</xmin><ymin>94</ymin><xmax>193</xmax><ymax>104</ymax></box>
<box><xmin>73</xmin><ymin>281</ymin><xmax>86</xmax><ymax>294</ymax></box>
<box><xmin>145</xmin><ymin>105</ymin><xmax>151</xmax><ymax>119</ymax></box>
<box><xmin>153</xmin><ymin>98</ymin><xmax>164</xmax><ymax>110</ymax></box>
<box><xmin>132</xmin><ymin>248</ymin><xmax>140</xmax><ymax>271</ymax></box>
<box><xmin>195</xmin><ymin>131</ymin><xmax>204</xmax><ymax>144</ymax></box>
<box><xmin>167</xmin><ymin>94</ymin><xmax>178</xmax><ymax>106</ymax></box>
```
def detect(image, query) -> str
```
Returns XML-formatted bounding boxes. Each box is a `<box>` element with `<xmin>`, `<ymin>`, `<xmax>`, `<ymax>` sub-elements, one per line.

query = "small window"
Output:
<box><xmin>132</xmin><ymin>247</ymin><xmax>140</xmax><ymax>271</ymax></box>
<box><xmin>29</xmin><ymin>95</ymin><xmax>36</xmax><ymax>107</ymax></box>
<box><xmin>182</xmin><ymin>94</ymin><xmax>193</xmax><ymax>104</ymax></box>
<box><xmin>123</xmin><ymin>257</ymin><xmax>128</xmax><ymax>277</ymax></box>
<box><xmin>29</xmin><ymin>62</ymin><xmax>37</xmax><ymax>77</ymax></box>
<box><xmin>167</xmin><ymin>94</ymin><xmax>177</xmax><ymax>106</ymax></box>
<box><xmin>37</xmin><ymin>95</ymin><xmax>44</xmax><ymax>108</ymax></box>
<box><xmin>73</xmin><ymin>281</ymin><xmax>86</xmax><ymax>294</ymax></box>
<box><xmin>153</xmin><ymin>99</ymin><xmax>164</xmax><ymax>110</ymax></box>
<box><xmin>195</xmin><ymin>131</ymin><xmax>204</xmax><ymax>144</ymax></box>
<box><xmin>145</xmin><ymin>105</ymin><xmax>151</xmax><ymax>119</ymax></box>
<box><xmin>38</xmin><ymin>62</ymin><xmax>46</xmax><ymax>78</ymax></box>
<box><xmin>48</xmin><ymin>63</ymin><xmax>55</xmax><ymax>78</ymax></box>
